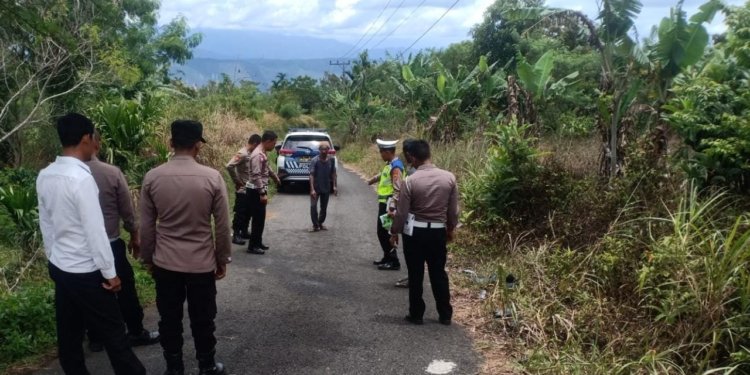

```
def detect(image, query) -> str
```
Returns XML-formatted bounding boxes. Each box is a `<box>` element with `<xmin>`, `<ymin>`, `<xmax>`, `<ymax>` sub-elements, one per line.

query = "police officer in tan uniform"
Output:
<box><xmin>226</xmin><ymin>134</ymin><xmax>262</xmax><ymax>245</ymax></box>
<box><xmin>390</xmin><ymin>140</ymin><xmax>458</xmax><ymax>325</ymax></box>
<box><xmin>140</xmin><ymin>120</ymin><xmax>231</xmax><ymax>375</ymax></box>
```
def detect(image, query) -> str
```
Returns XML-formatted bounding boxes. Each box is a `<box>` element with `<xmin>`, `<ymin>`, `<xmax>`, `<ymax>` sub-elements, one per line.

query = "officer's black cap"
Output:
<box><xmin>171</xmin><ymin>120</ymin><xmax>207</xmax><ymax>145</ymax></box>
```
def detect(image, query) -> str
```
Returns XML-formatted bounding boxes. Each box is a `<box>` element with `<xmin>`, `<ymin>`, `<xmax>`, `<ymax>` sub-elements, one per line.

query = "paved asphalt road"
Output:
<box><xmin>34</xmin><ymin>167</ymin><xmax>478</xmax><ymax>375</ymax></box>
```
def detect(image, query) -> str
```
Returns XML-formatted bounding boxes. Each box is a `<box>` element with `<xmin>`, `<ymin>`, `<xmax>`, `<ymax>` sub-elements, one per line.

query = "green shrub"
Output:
<box><xmin>554</xmin><ymin>113</ymin><xmax>595</xmax><ymax>137</ymax></box>
<box><xmin>0</xmin><ymin>186</ymin><xmax>38</xmax><ymax>248</ymax></box>
<box><xmin>0</xmin><ymin>168</ymin><xmax>38</xmax><ymax>188</ymax></box>
<box><xmin>0</xmin><ymin>169</ymin><xmax>40</xmax><ymax>250</ymax></box>
<box><xmin>0</xmin><ymin>284</ymin><xmax>56</xmax><ymax>368</ymax></box>
<box><xmin>493</xmin><ymin>186</ymin><xmax>750</xmax><ymax>374</ymax></box>
<box><xmin>92</xmin><ymin>94</ymin><xmax>163</xmax><ymax>172</ymax></box>
<box><xmin>462</xmin><ymin>121</ymin><xmax>543</xmax><ymax>226</ymax></box>
<box><xmin>665</xmin><ymin>76</ymin><xmax>750</xmax><ymax>193</ymax></box>
<box><xmin>277</xmin><ymin>102</ymin><xmax>301</xmax><ymax>120</ymax></box>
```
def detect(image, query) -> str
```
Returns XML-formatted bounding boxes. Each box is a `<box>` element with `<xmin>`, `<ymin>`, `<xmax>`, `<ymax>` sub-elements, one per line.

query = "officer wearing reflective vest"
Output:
<box><xmin>368</xmin><ymin>139</ymin><xmax>405</xmax><ymax>270</ymax></box>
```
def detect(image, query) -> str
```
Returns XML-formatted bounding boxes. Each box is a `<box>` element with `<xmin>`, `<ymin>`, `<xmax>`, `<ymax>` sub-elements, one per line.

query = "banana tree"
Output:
<box><xmin>514</xmin><ymin>51</ymin><xmax>579</xmax><ymax>128</ymax></box>
<box><xmin>507</xmin><ymin>0</ymin><xmax>722</xmax><ymax>176</ymax></box>
<box><xmin>502</xmin><ymin>0</ymin><xmax>643</xmax><ymax>176</ymax></box>
<box><xmin>428</xmin><ymin>59</ymin><xmax>486</xmax><ymax>141</ymax></box>
<box><xmin>391</xmin><ymin>61</ymin><xmax>427</xmax><ymax>127</ymax></box>
<box><xmin>640</xmin><ymin>0</ymin><xmax>724</xmax><ymax>160</ymax></box>
<box><xmin>474</xmin><ymin>56</ymin><xmax>508</xmax><ymax>133</ymax></box>
<box><xmin>647</xmin><ymin>0</ymin><xmax>723</xmax><ymax>105</ymax></box>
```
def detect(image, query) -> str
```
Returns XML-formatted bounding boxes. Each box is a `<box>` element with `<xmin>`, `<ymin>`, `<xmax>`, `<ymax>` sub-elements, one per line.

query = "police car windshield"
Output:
<box><xmin>283</xmin><ymin>136</ymin><xmax>329</xmax><ymax>151</ymax></box>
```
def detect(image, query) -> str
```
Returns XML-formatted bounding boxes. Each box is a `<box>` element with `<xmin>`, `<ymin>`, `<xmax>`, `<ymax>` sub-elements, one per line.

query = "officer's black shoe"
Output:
<box><xmin>197</xmin><ymin>351</ymin><xmax>226</xmax><ymax>375</ymax></box>
<box><xmin>198</xmin><ymin>362</ymin><xmax>225</xmax><ymax>375</ymax></box>
<box><xmin>128</xmin><ymin>329</ymin><xmax>160</xmax><ymax>346</ymax></box>
<box><xmin>378</xmin><ymin>262</ymin><xmax>401</xmax><ymax>271</ymax></box>
<box><xmin>259</xmin><ymin>243</ymin><xmax>270</xmax><ymax>250</ymax></box>
<box><xmin>163</xmin><ymin>351</ymin><xmax>184</xmax><ymax>375</ymax></box>
<box><xmin>231</xmin><ymin>234</ymin><xmax>246</xmax><ymax>245</ymax></box>
<box><xmin>395</xmin><ymin>277</ymin><xmax>409</xmax><ymax>288</ymax></box>
<box><xmin>404</xmin><ymin>315</ymin><xmax>424</xmax><ymax>325</ymax></box>
<box><xmin>373</xmin><ymin>258</ymin><xmax>388</xmax><ymax>265</ymax></box>
<box><xmin>439</xmin><ymin>318</ymin><xmax>452</xmax><ymax>326</ymax></box>
<box><xmin>247</xmin><ymin>246</ymin><xmax>265</xmax><ymax>255</ymax></box>
<box><xmin>88</xmin><ymin>341</ymin><xmax>104</xmax><ymax>353</ymax></box>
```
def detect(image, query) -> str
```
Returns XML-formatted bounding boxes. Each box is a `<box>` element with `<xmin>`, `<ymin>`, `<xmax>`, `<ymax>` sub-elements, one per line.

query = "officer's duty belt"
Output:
<box><xmin>412</xmin><ymin>221</ymin><xmax>446</xmax><ymax>229</ymax></box>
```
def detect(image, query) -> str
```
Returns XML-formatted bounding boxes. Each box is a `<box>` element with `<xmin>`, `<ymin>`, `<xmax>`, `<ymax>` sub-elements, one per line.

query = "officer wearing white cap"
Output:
<box><xmin>368</xmin><ymin>139</ymin><xmax>405</xmax><ymax>270</ymax></box>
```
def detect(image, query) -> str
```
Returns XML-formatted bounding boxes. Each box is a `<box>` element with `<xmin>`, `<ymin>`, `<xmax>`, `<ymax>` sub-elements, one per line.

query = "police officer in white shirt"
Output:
<box><xmin>37</xmin><ymin>113</ymin><xmax>145</xmax><ymax>375</ymax></box>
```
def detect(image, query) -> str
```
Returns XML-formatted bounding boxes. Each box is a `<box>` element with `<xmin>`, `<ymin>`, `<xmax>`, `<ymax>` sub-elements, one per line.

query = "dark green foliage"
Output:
<box><xmin>90</xmin><ymin>94</ymin><xmax>170</xmax><ymax>187</ymax></box>
<box><xmin>462</xmin><ymin>122</ymin><xmax>544</xmax><ymax>226</ymax></box>
<box><xmin>0</xmin><ymin>169</ymin><xmax>39</xmax><ymax>249</ymax></box>
<box><xmin>0</xmin><ymin>0</ymin><xmax>203</xmax><ymax>167</ymax></box>
<box><xmin>470</xmin><ymin>0</ymin><xmax>545</xmax><ymax>68</ymax></box>
<box><xmin>0</xmin><ymin>284</ymin><xmax>56</xmax><ymax>368</ymax></box>
<box><xmin>666</xmin><ymin>76</ymin><xmax>750</xmax><ymax>191</ymax></box>
<box><xmin>196</xmin><ymin>76</ymin><xmax>266</xmax><ymax>121</ymax></box>
<box><xmin>92</xmin><ymin>95</ymin><xmax>162</xmax><ymax>171</ymax></box>
<box><xmin>665</xmin><ymin>5</ymin><xmax>750</xmax><ymax>193</ymax></box>
<box><xmin>277</xmin><ymin>103</ymin><xmax>301</xmax><ymax>120</ymax></box>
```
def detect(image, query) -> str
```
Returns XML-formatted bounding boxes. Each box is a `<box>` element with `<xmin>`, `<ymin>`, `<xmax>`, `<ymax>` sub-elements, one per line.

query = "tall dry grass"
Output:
<box><xmin>538</xmin><ymin>134</ymin><xmax>600</xmax><ymax>177</ymax></box>
<box><xmin>199</xmin><ymin>111</ymin><xmax>261</xmax><ymax>171</ymax></box>
<box><xmin>157</xmin><ymin>105</ymin><xmax>289</xmax><ymax>171</ymax></box>
<box><xmin>338</xmin><ymin>137</ymin><xmax>490</xmax><ymax>182</ymax></box>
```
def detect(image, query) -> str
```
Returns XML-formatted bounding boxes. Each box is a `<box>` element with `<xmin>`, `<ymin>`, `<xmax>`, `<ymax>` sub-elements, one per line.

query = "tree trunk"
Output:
<box><xmin>609</xmin><ymin>99</ymin><xmax>619</xmax><ymax>177</ymax></box>
<box><xmin>506</xmin><ymin>75</ymin><xmax>521</xmax><ymax>123</ymax></box>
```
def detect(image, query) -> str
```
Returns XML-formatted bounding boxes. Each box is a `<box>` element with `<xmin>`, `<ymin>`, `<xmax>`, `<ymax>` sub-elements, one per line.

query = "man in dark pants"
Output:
<box><xmin>246</xmin><ymin>130</ymin><xmax>280</xmax><ymax>254</ymax></box>
<box><xmin>368</xmin><ymin>139</ymin><xmax>404</xmax><ymax>270</ymax></box>
<box><xmin>390</xmin><ymin>140</ymin><xmax>458</xmax><ymax>325</ymax></box>
<box><xmin>86</xmin><ymin>131</ymin><xmax>160</xmax><ymax>352</ymax></box>
<box><xmin>226</xmin><ymin>134</ymin><xmax>262</xmax><ymax>245</ymax></box>
<box><xmin>140</xmin><ymin>120</ymin><xmax>232</xmax><ymax>375</ymax></box>
<box><xmin>309</xmin><ymin>142</ymin><xmax>338</xmax><ymax>232</ymax></box>
<box><xmin>392</xmin><ymin>139</ymin><xmax>418</xmax><ymax>288</ymax></box>
<box><xmin>37</xmin><ymin>113</ymin><xmax>146</xmax><ymax>375</ymax></box>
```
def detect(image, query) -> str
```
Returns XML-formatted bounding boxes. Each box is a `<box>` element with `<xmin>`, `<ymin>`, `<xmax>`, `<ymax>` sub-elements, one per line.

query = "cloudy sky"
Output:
<box><xmin>159</xmin><ymin>0</ymin><xmax>744</xmax><ymax>51</ymax></box>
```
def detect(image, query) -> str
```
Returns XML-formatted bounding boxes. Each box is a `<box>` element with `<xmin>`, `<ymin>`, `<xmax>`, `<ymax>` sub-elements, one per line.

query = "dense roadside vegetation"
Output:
<box><xmin>313</xmin><ymin>0</ymin><xmax>750</xmax><ymax>372</ymax></box>
<box><xmin>2</xmin><ymin>0</ymin><xmax>750</xmax><ymax>373</ymax></box>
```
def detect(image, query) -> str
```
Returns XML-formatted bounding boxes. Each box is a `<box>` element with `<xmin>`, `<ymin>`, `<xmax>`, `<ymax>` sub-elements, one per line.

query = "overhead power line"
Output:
<box><xmin>341</xmin><ymin>0</ymin><xmax>393</xmax><ymax>58</ymax></box>
<box><xmin>357</xmin><ymin>0</ymin><xmax>407</xmax><ymax>54</ymax></box>
<box><xmin>370</xmin><ymin>0</ymin><xmax>428</xmax><ymax>51</ymax></box>
<box><xmin>399</xmin><ymin>0</ymin><xmax>461</xmax><ymax>58</ymax></box>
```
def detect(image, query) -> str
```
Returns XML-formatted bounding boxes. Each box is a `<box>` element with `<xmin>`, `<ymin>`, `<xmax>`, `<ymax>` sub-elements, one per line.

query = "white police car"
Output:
<box><xmin>275</xmin><ymin>128</ymin><xmax>338</xmax><ymax>191</ymax></box>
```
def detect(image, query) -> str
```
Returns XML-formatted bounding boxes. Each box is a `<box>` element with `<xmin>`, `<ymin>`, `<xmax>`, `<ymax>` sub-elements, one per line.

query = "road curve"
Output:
<box><xmin>34</xmin><ymin>166</ymin><xmax>478</xmax><ymax>375</ymax></box>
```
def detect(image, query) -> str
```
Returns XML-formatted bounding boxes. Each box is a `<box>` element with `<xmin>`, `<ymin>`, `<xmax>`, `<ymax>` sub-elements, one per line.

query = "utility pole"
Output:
<box><xmin>329</xmin><ymin>60</ymin><xmax>351</xmax><ymax>79</ymax></box>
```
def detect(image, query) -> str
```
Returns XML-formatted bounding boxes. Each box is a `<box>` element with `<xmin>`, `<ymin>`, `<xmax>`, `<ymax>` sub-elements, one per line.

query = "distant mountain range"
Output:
<box><xmin>171</xmin><ymin>28</ymin><xmax>433</xmax><ymax>89</ymax></box>
<box><xmin>172</xmin><ymin>58</ymin><xmax>338</xmax><ymax>90</ymax></box>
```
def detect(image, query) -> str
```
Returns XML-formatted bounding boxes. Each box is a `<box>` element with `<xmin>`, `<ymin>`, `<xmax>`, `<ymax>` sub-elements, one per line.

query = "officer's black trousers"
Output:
<box><xmin>49</xmin><ymin>263</ymin><xmax>146</xmax><ymax>375</ymax></box>
<box><xmin>232</xmin><ymin>191</ymin><xmax>251</xmax><ymax>234</ymax></box>
<box><xmin>403</xmin><ymin>228</ymin><xmax>453</xmax><ymax>320</ymax></box>
<box><xmin>88</xmin><ymin>239</ymin><xmax>144</xmax><ymax>344</ymax></box>
<box><xmin>311</xmin><ymin>192</ymin><xmax>330</xmax><ymax>228</ymax></box>
<box><xmin>248</xmin><ymin>189</ymin><xmax>266</xmax><ymax>247</ymax></box>
<box><xmin>377</xmin><ymin>203</ymin><xmax>399</xmax><ymax>263</ymax></box>
<box><xmin>154</xmin><ymin>267</ymin><xmax>217</xmax><ymax>357</ymax></box>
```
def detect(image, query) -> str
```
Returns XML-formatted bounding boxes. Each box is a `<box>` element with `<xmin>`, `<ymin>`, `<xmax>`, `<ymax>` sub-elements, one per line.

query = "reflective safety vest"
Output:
<box><xmin>377</xmin><ymin>158</ymin><xmax>406</xmax><ymax>203</ymax></box>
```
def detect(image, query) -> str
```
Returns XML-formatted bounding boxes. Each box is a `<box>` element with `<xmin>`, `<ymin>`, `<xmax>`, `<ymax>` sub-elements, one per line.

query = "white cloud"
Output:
<box><xmin>325</xmin><ymin>0</ymin><xmax>362</xmax><ymax>25</ymax></box>
<box><xmin>159</xmin><ymin>0</ymin><xmax>746</xmax><ymax>48</ymax></box>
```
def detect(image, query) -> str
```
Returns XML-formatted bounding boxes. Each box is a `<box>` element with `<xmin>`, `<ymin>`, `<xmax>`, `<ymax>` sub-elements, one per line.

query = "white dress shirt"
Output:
<box><xmin>37</xmin><ymin>156</ymin><xmax>116</xmax><ymax>279</ymax></box>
